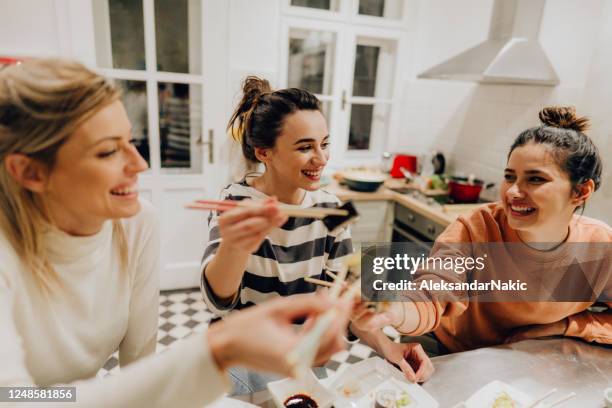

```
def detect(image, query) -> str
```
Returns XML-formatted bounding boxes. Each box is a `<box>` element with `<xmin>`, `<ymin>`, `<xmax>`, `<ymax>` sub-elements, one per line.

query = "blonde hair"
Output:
<box><xmin>0</xmin><ymin>58</ymin><xmax>127</xmax><ymax>290</ymax></box>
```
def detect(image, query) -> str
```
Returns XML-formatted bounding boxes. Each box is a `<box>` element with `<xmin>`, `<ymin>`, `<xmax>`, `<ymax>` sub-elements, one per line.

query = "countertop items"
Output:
<box><xmin>422</xmin><ymin>339</ymin><xmax>611</xmax><ymax>407</ymax></box>
<box><xmin>235</xmin><ymin>339</ymin><xmax>611</xmax><ymax>407</ymax></box>
<box><xmin>325</xmin><ymin>179</ymin><xmax>482</xmax><ymax>227</ymax></box>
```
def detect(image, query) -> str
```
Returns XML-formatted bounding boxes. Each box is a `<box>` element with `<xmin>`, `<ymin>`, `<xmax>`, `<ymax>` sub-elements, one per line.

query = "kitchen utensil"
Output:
<box><xmin>186</xmin><ymin>199</ymin><xmax>359</xmax><ymax>232</ymax></box>
<box><xmin>432</xmin><ymin>152</ymin><xmax>446</xmax><ymax>175</ymax></box>
<box><xmin>399</xmin><ymin>167</ymin><xmax>414</xmax><ymax>183</ymax></box>
<box><xmin>547</xmin><ymin>392</ymin><xmax>576</xmax><ymax>407</ymax></box>
<box><xmin>390</xmin><ymin>154</ymin><xmax>418</xmax><ymax>178</ymax></box>
<box><xmin>381</xmin><ymin>152</ymin><xmax>393</xmax><ymax>173</ymax></box>
<box><xmin>526</xmin><ymin>388</ymin><xmax>557</xmax><ymax>408</ymax></box>
<box><xmin>304</xmin><ymin>277</ymin><xmax>334</xmax><ymax>288</ymax></box>
<box><xmin>342</xmin><ymin>171</ymin><xmax>387</xmax><ymax>192</ymax></box>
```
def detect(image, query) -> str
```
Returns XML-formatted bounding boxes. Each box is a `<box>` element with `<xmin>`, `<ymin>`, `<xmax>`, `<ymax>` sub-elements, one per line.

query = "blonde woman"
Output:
<box><xmin>0</xmin><ymin>58</ymin><xmax>351</xmax><ymax>407</ymax></box>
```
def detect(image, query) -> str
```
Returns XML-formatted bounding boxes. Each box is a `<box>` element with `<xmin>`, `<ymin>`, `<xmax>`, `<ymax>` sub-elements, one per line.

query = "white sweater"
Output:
<box><xmin>0</xmin><ymin>200</ymin><xmax>228</xmax><ymax>407</ymax></box>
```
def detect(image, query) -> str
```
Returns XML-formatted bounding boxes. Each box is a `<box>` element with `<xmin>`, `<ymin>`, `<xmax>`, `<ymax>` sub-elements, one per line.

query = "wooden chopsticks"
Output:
<box><xmin>186</xmin><ymin>199</ymin><xmax>348</xmax><ymax>219</ymax></box>
<box><xmin>304</xmin><ymin>277</ymin><xmax>334</xmax><ymax>288</ymax></box>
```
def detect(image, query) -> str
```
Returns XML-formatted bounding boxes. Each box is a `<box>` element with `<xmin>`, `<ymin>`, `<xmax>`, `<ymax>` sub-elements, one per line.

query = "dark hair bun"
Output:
<box><xmin>242</xmin><ymin>76</ymin><xmax>272</xmax><ymax>102</ymax></box>
<box><xmin>539</xmin><ymin>106</ymin><xmax>590</xmax><ymax>133</ymax></box>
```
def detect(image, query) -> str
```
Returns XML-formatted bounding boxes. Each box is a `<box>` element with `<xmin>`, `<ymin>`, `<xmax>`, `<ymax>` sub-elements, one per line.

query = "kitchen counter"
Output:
<box><xmin>235</xmin><ymin>338</ymin><xmax>612</xmax><ymax>407</ymax></box>
<box><xmin>423</xmin><ymin>338</ymin><xmax>611</xmax><ymax>407</ymax></box>
<box><xmin>324</xmin><ymin>179</ymin><xmax>475</xmax><ymax>227</ymax></box>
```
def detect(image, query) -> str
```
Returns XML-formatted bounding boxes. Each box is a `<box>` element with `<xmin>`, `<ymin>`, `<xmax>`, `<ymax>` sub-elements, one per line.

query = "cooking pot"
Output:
<box><xmin>446</xmin><ymin>176</ymin><xmax>494</xmax><ymax>203</ymax></box>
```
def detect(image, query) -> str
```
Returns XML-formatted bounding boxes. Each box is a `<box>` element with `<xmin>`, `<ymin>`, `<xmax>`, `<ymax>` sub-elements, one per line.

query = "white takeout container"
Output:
<box><xmin>328</xmin><ymin>357</ymin><xmax>439</xmax><ymax>408</ymax></box>
<box><xmin>462</xmin><ymin>380</ymin><xmax>535</xmax><ymax>408</ymax></box>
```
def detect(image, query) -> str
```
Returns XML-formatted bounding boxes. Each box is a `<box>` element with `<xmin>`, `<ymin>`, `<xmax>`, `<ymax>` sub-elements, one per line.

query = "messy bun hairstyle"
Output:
<box><xmin>508</xmin><ymin>106</ymin><xmax>603</xmax><ymax>204</ymax></box>
<box><xmin>227</xmin><ymin>76</ymin><xmax>321</xmax><ymax>163</ymax></box>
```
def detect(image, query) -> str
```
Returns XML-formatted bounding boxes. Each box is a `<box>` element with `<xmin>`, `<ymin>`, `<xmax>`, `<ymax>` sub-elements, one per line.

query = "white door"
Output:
<box><xmin>68</xmin><ymin>0</ymin><xmax>229</xmax><ymax>289</ymax></box>
<box><xmin>280</xmin><ymin>0</ymin><xmax>405</xmax><ymax>167</ymax></box>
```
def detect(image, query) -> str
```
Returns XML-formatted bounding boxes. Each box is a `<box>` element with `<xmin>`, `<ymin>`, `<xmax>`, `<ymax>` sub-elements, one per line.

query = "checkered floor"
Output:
<box><xmin>99</xmin><ymin>288</ymin><xmax>397</xmax><ymax>378</ymax></box>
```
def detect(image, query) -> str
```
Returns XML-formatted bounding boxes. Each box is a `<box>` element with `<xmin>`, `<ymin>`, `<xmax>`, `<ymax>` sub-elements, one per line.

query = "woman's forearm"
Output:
<box><xmin>390</xmin><ymin>301</ymin><xmax>421</xmax><ymax>334</ymax></box>
<box><xmin>204</xmin><ymin>243</ymin><xmax>250</xmax><ymax>299</ymax></box>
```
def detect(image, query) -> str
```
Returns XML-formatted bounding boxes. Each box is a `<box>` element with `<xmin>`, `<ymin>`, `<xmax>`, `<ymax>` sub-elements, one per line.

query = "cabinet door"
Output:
<box><xmin>350</xmin><ymin>200</ymin><xmax>393</xmax><ymax>249</ymax></box>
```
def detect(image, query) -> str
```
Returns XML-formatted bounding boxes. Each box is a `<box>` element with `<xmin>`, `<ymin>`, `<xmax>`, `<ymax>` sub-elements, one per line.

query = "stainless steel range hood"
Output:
<box><xmin>417</xmin><ymin>0</ymin><xmax>559</xmax><ymax>86</ymax></box>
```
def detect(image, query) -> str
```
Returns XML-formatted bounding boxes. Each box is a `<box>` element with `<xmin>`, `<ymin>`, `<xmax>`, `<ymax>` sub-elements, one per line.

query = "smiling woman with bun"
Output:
<box><xmin>354</xmin><ymin>106</ymin><xmax>611</xmax><ymax>355</ymax></box>
<box><xmin>200</xmin><ymin>76</ymin><xmax>435</xmax><ymax>391</ymax></box>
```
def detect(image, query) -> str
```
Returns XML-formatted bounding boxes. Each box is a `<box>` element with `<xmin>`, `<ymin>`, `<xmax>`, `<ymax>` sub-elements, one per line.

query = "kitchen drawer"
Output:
<box><xmin>394</xmin><ymin>203</ymin><xmax>445</xmax><ymax>241</ymax></box>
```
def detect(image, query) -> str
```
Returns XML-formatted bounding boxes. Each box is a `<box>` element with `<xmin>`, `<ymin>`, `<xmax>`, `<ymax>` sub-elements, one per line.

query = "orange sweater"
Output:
<box><xmin>404</xmin><ymin>203</ymin><xmax>612</xmax><ymax>352</ymax></box>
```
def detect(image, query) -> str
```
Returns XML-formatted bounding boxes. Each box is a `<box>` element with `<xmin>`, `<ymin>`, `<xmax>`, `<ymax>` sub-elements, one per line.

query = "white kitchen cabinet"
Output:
<box><xmin>350</xmin><ymin>200</ymin><xmax>393</xmax><ymax>250</ymax></box>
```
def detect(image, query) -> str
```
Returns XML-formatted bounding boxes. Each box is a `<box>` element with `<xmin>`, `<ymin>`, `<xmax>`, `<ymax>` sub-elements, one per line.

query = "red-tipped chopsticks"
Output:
<box><xmin>186</xmin><ymin>199</ymin><xmax>348</xmax><ymax>219</ymax></box>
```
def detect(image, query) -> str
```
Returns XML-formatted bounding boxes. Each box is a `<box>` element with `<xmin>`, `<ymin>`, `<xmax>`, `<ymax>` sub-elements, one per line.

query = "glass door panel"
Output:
<box><xmin>93</xmin><ymin>0</ymin><xmax>146</xmax><ymax>70</ymax></box>
<box><xmin>348</xmin><ymin>103</ymin><xmax>389</xmax><ymax>150</ymax></box>
<box><xmin>352</xmin><ymin>44</ymin><xmax>380</xmax><ymax>97</ymax></box>
<box><xmin>288</xmin><ymin>29</ymin><xmax>336</xmax><ymax>95</ymax></box>
<box><xmin>358</xmin><ymin>0</ymin><xmax>403</xmax><ymax>19</ymax></box>
<box><xmin>290</xmin><ymin>0</ymin><xmax>339</xmax><ymax>12</ymax></box>
<box><xmin>113</xmin><ymin>79</ymin><xmax>151</xmax><ymax>165</ymax></box>
<box><xmin>158</xmin><ymin>82</ymin><xmax>203</xmax><ymax>173</ymax></box>
<box><xmin>346</xmin><ymin>36</ymin><xmax>396</xmax><ymax>151</ymax></box>
<box><xmin>154</xmin><ymin>0</ymin><xmax>202</xmax><ymax>74</ymax></box>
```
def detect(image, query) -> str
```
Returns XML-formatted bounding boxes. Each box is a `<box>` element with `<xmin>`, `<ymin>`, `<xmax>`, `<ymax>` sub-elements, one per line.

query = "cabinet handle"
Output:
<box><xmin>407</xmin><ymin>213</ymin><xmax>416</xmax><ymax>222</ymax></box>
<box><xmin>427</xmin><ymin>225</ymin><xmax>436</xmax><ymax>235</ymax></box>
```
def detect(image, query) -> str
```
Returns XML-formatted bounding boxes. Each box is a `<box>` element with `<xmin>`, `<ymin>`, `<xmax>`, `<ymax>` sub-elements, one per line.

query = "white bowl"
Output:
<box><xmin>342</xmin><ymin>171</ymin><xmax>387</xmax><ymax>183</ymax></box>
<box><xmin>267</xmin><ymin>372</ymin><xmax>334</xmax><ymax>408</ymax></box>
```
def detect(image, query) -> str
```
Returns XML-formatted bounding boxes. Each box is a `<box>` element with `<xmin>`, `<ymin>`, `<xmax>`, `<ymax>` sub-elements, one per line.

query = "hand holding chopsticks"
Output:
<box><xmin>210</xmin><ymin>197</ymin><xmax>288</xmax><ymax>256</ymax></box>
<box><xmin>187</xmin><ymin>198</ymin><xmax>359</xmax><ymax>232</ymax></box>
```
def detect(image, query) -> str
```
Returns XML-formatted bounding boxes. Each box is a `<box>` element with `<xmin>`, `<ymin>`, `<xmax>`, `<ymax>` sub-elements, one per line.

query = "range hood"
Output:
<box><xmin>417</xmin><ymin>0</ymin><xmax>559</xmax><ymax>86</ymax></box>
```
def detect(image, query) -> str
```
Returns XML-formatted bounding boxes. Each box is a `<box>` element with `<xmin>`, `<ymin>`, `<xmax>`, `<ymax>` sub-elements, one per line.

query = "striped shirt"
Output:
<box><xmin>200</xmin><ymin>179</ymin><xmax>353</xmax><ymax>317</ymax></box>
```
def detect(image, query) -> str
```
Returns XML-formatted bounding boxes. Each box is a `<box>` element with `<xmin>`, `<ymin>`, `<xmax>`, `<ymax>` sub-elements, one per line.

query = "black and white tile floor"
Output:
<box><xmin>99</xmin><ymin>288</ymin><xmax>399</xmax><ymax>378</ymax></box>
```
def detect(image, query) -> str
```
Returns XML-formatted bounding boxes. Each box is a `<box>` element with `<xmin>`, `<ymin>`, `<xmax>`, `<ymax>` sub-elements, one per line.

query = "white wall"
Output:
<box><xmin>2</xmin><ymin>0</ymin><xmax>609</xmax><ymax>224</ymax></box>
<box><xmin>394</xmin><ymin>0</ymin><xmax>612</xmax><ymax>224</ymax></box>
<box><xmin>0</xmin><ymin>0</ymin><xmax>63</xmax><ymax>57</ymax></box>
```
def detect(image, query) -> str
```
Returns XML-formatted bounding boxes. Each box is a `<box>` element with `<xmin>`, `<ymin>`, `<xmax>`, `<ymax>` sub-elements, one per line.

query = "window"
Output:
<box><xmin>357</xmin><ymin>0</ymin><xmax>403</xmax><ymax>19</ymax></box>
<box><xmin>291</xmin><ymin>0</ymin><xmax>338</xmax><ymax>11</ymax></box>
<box><xmin>288</xmin><ymin>29</ymin><xmax>336</xmax><ymax>94</ymax></box>
<box><xmin>282</xmin><ymin>3</ymin><xmax>403</xmax><ymax>162</ymax></box>
<box><xmin>92</xmin><ymin>0</ymin><xmax>205</xmax><ymax>174</ymax></box>
<box><xmin>347</xmin><ymin>37</ymin><xmax>396</xmax><ymax>152</ymax></box>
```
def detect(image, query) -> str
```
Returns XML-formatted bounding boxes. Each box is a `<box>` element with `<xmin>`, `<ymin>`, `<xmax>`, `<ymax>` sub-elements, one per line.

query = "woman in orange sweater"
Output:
<box><xmin>356</xmin><ymin>106</ymin><xmax>611</xmax><ymax>354</ymax></box>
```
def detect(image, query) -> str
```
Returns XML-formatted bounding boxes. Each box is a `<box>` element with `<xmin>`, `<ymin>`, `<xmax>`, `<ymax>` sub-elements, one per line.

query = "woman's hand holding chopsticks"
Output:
<box><xmin>204</xmin><ymin>197</ymin><xmax>288</xmax><ymax>300</ymax></box>
<box><xmin>217</xmin><ymin>197</ymin><xmax>288</xmax><ymax>254</ymax></box>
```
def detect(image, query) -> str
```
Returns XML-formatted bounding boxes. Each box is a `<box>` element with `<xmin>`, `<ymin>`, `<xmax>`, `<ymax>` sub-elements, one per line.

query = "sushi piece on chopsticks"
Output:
<box><xmin>185</xmin><ymin>199</ymin><xmax>359</xmax><ymax>233</ymax></box>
